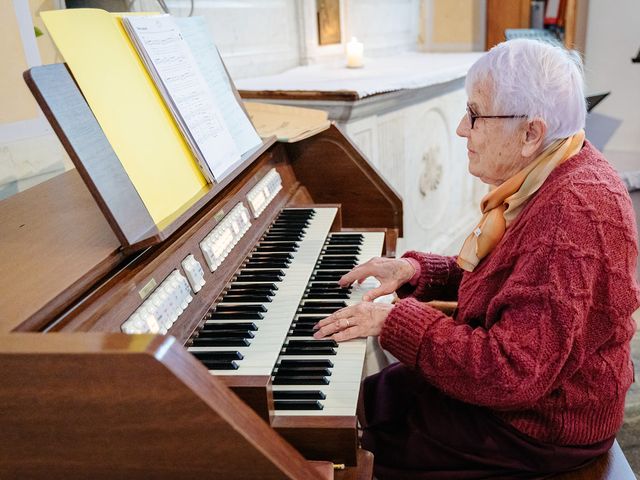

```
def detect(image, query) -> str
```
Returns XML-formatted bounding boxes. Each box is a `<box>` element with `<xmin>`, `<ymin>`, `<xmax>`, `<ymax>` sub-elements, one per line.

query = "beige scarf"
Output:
<box><xmin>457</xmin><ymin>130</ymin><xmax>585</xmax><ymax>272</ymax></box>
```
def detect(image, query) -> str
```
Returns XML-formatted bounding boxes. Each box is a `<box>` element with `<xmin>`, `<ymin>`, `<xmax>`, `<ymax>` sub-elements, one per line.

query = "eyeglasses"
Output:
<box><xmin>466</xmin><ymin>105</ymin><xmax>527</xmax><ymax>129</ymax></box>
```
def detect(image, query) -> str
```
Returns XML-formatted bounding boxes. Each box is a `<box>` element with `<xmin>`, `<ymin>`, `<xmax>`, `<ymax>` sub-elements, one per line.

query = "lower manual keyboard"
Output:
<box><xmin>272</xmin><ymin>231</ymin><xmax>386</xmax><ymax>416</ymax></box>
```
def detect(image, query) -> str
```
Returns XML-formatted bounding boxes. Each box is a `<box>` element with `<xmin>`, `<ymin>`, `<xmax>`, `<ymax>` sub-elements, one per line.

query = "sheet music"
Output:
<box><xmin>122</xmin><ymin>15</ymin><xmax>240</xmax><ymax>182</ymax></box>
<box><xmin>175</xmin><ymin>17</ymin><xmax>262</xmax><ymax>156</ymax></box>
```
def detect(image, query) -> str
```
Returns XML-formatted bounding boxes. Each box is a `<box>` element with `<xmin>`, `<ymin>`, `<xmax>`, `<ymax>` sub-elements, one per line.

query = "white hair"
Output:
<box><xmin>466</xmin><ymin>39</ymin><xmax>586</xmax><ymax>145</ymax></box>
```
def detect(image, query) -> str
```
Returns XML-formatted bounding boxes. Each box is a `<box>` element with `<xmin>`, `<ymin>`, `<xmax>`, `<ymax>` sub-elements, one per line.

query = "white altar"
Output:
<box><xmin>237</xmin><ymin>53</ymin><xmax>487</xmax><ymax>256</ymax></box>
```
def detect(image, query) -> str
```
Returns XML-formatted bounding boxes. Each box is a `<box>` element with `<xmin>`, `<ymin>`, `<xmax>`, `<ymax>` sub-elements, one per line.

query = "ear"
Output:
<box><xmin>521</xmin><ymin>118</ymin><xmax>547</xmax><ymax>157</ymax></box>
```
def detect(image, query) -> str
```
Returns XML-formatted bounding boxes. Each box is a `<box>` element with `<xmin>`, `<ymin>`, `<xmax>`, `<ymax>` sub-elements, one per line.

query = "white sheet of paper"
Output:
<box><xmin>175</xmin><ymin>17</ymin><xmax>261</xmax><ymax>156</ymax></box>
<box><xmin>123</xmin><ymin>15</ymin><xmax>240</xmax><ymax>181</ymax></box>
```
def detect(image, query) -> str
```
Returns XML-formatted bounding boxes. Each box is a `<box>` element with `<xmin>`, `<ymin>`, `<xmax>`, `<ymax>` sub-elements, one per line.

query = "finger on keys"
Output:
<box><xmin>362</xmin><ymin>285</ymin><xmax>387</xmax><ymax>302</ymax></box>
<box><xmin>313</xmin><ymin>308</ymin><xmax>350</xmax><ymax>338</ymax></box>
<box><xmin>314</xmin><ymin>306</ymin><xmax>350</xmax><ymax>329</ymax></box>
<box><xmin>331</xmin><ymin>325</ymin><xmax>358</xmax><ymax>342</ymax></box>
<box><xmin>338</xmin><ymin>264</ymin><xmax>373</xmax><ymax>287</ymax></box>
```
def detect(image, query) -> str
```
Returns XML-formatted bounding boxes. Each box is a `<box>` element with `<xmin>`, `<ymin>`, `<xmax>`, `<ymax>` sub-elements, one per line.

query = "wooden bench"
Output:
<box><xmin>552</xmin><ymin>441</ymin><xmax>635</xmax><ymax>479</ymax></box>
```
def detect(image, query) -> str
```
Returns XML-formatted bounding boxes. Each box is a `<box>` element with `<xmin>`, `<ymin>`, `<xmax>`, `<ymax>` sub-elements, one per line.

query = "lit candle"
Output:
<box><xmin>346</xmin><ymin>37</ymin><xmax>364</xmax><ymax>68</ymax></box>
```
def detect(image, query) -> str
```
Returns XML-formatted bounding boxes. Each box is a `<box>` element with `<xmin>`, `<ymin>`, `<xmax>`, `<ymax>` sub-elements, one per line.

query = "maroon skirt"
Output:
<box><xmin>360</xmin><ymin>363</ymin><xmax>614</xmax><ymax>480</ymax></box>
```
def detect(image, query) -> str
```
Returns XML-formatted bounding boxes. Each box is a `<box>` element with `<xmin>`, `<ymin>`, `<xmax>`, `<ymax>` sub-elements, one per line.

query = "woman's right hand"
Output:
<box><xmin>338</xmin><ymin>257</ymin><xmax>416</xmax><ymax>301</ymax></box>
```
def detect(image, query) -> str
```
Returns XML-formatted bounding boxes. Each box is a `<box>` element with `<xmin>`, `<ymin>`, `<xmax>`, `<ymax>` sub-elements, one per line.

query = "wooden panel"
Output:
<box><xmin>486</xmin><ymin>0</ymin><xmax>530</xmax><ymax>49</ymax></box>
<box><xmin>0</xmin><ymin>333</ymin><xmax>326</xmax><ymax>479</ymax></box>
<box><xmin>563</xmin><ymin>0</ymin><xmax>577</xmax><ymax>49</ymax></box>
<box><xmin>24</xmin><ymin>64</ymin><xmax>157</xmax><ymax>247</ymax></box>
<box><xmin>0</xmin><ymin>170</ymin><xmax>123</xmax><ymax>333</ymax></box>
<box><xmin>273</xmin><ymin>415</ymin><xmax>358</xmax><ymax>466</ymax></box>
<box><xmin>286</xmin><ymin>125</ymin><xmax>403</xmax><ymax>236</ymax></box>
<box><xmin>334</xmin><ymin>449</ymin><xmax>374</xmax><ymax>480</ymax></box>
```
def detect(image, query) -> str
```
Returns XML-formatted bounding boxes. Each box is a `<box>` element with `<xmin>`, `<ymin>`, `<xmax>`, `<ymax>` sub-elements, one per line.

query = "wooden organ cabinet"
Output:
<box><xmin>0</xmin><ymin>64</ymin><xmax>402</xmax><ymax>478</ymax></box>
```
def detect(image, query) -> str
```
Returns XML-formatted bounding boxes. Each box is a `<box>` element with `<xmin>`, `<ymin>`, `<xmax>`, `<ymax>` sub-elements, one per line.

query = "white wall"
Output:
<box><xmin>583</xmin><ymin>0</ymin><xmax>640</xmax><ymax>167</ymax></box>
<box><xmin>145</xmin><ymin>0</ymin><xmax>422</xmax><ymax>78</ymax></box>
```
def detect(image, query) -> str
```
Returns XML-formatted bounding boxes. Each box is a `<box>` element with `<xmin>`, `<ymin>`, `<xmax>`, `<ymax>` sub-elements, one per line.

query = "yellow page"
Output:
<box><xmin>41</xmin><ymin>9</ymin><xmax>206</xmax><ymax>224</ymax></box>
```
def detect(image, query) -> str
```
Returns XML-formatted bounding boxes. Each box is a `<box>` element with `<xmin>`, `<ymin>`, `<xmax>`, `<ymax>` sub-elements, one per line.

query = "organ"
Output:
<box><xmin>0</xmin><ymin>62</ymin><xmax>402</xmax><ymax>478</ymax></box>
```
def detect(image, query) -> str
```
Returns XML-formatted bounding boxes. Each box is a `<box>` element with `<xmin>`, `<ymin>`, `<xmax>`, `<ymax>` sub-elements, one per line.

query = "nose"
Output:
<box><xmin>456</xmin><ymin>114</ymin><xmax>470</xmax><ymax>138</ymax></box>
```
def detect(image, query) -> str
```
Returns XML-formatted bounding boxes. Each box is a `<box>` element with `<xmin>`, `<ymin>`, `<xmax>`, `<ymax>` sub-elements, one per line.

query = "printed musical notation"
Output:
<box><xmin>122</xmin><ymin>15</ymin><xmax>240</xmax><ymax>182</ymax></box>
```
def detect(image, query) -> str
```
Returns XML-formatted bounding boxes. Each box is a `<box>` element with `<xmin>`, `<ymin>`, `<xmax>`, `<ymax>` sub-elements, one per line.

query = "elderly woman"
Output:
<box><xmin>314</xmin><ymin>39</ymin><xmax>639</xmax><ymax>479</ymax></box>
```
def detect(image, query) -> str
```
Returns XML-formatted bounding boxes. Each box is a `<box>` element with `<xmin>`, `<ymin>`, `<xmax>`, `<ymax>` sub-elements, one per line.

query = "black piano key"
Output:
<box><xmin>282</xmin><ymin>347</ymin><xmax>337</xmax><ymax>356</ymax></box>
<box><xmin>221</xmin><ymin>294</ymin><xmax>272</xmax><ymax>303</ymax></box>
<box><xmin>245</xmin><ymin>260</ymin><xmax>290</xmax><ymax>268</ymax></box>
<box><xmin>277</xmin><ymin>211</ymin><xmax>313</xmax><ymax>215</ymax></box>
<box><xmin>201</xmin><ymin>322</ymin><xmax>258</xmax><ymax>331</ymax></box>
<box><xmin>264</xmin><ymin>235</ymin><xmax>303</xmax><ymax>241</ymax></box>
<box><xmin>299</xmin><ymin>306</ymin><xmax>344</xmax><ymax>314</ymax></box>
<box><xmin>192</xmin><ymin>337</ymin><xmax>251</xmax><ymax>347</ymax></box>
<box><xmin>304</xmin><ymin>293</ymin><xmax>350</xmax><ymax>300</ymax></box>
<box><xmin>276</xmin><ymin>368</ymin><xmax>332</xmax><ymax>376</ymax></box>
<box><xmin>272</xmin><ymin>376</ymin><xmax>330</xmax><ymax>386</ymax></box>
<box><xmin>198</xmin><ymin>360</ymin><xmax>239</xmax><ymax>370</ymax></box>
<box><xmin>208</xmin><ymin>312</ymin><xmax>264</xmax><ymax>320</ymax></box>
<box><xmin>235</xmin><ymin>274</ymin><xmax>283</xmax><ymax>282</ymax></box>
<box><xmin>228</xmin><ymin>282</ymin><xmax>278</xmax><ymax>291</ymax></box>
<box><xmin>318</xmin><ymin>256</ymin><xmax>358</xmax><ymax>262</ymax></box>
<box><xmin>329</xmin><ymin>233</ymin><xmax>363</xmax><ymax>238</ymax></box>
<box><xmin>215</xmin><ymin>304</ymin><xmax>267</xmax><ymax>312</ymax></box>
<box><xmin>273</xmin><ymin>219</ymin><xmax>309</xmax><ymax>225</ymax></box>
<box><xmin>302</xmin><ymin>302</ymin><xmax>347</xmax><ymax>309</ymax></box>
<box><xmin>280</xmin><ymin>207</ymin><xmax>315</xmax><ymax>213</ymax></box>
<box><xmin>317</xmin><ymin>259</ymin><xmax>358</xmax><ymax>265</ymax></box>
<box><xmin>190</xmin><ymin>351</ymin><xmax>244</xmax><ymax>361</ymax></box>
<box><xmin>269</xmin><ymin>225</ymin><xmax>307</xmax><ymax>231</ymax></box>
<box><xmin>312</xmin><ymin>273</ymin><xmax>349</xmax><ymax>282</ymax></box>
<box><xmin>196</xmin><ymin>330</ymin><xmax>255</xmax><ymax>339</ymax></box>
<box><xmin>287</xmin><ymin>339</ymin><xmax>338</xmax><ymax>348</ymax></box>
<box><xmin>327</xmin><ymin>238</ymin><xmax>363</xmax><ymax>246</ymax></box>
<box><xmin>315</xmin><ymin>263</ymin><xmax>356</xmax><ymax>271</ymax></box>
<box><xmin>278</xmin><ymin>359</ymin><xmax>334</xmax><ymax>368</ymax></box>
<box><xmin>258</xmin><ymin>240</ymin><xmax>300</xmax><ymax>247</ymax></box>
<box><xmin>272</xmin><ymin>390</ymin><xmax>326</xmax><ymax>400</ymax></box>
<box><xmin>239</xmin><ymin>269</ymin><xmax>284</xmax><ymax>276</ymax></box>
<box><xmin>325</xmin><ymin>244</ymin><xmax>361</xmax><ymax>251</ymax></box>
<box><xmin>288</xmin><ymin>329</ymin><xmax>317</xmax><ymax>337</ymax></box>
<box><xmin>274</xmin><ymin>400</ymin><xmax>324</xmax><ymax>411</ymax></box>
<box><xmin>256</xmin><ymin>245</ymin><xmax>298</xmax><ymax>253</ymax></box>
<box><xmin>307</xmin><ymin>285</ymin><xmax>352</xmax><ymax>291</ymax></box>
<box><xmin>293</xmin><ymin>316</ymin><xmax>325</xmax><ymax>325</ymax></box>
<box><xmin>291</xmin><ymin>325</ymin><xmax>318</xmax><ymax>333</ymax></box>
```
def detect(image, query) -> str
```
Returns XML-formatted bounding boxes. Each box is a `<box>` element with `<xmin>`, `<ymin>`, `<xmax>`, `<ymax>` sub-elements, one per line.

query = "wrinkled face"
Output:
<box><xmin>456</xmin><ymin>80</ymin><xmax>528</xmax><ymax>186</ymax></box>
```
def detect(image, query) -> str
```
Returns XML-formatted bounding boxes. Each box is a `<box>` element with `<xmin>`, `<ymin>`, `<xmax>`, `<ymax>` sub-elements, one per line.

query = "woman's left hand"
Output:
<box><xmin>313</xmin><ymin>302</ymin><xmax>394</xmax><ymax>341</ymax></box>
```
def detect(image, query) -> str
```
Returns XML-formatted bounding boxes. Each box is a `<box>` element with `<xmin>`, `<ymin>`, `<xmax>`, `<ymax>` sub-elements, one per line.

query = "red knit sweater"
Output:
<box><xmin>381</xmin><ymin>140</ymin><xmax>640</xmax><ymax>445</ymax></box>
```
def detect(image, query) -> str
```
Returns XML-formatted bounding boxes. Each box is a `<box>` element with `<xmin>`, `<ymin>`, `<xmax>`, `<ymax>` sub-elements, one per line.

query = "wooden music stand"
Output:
<box><xmin>24</xmin><ymin>63</ymin><xmax>276</xmax><ymax>253</ymax></box>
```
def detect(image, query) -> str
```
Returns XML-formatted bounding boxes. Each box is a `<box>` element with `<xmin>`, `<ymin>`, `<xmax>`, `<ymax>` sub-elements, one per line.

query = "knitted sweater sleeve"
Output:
<box><xmin>395</xmin><ymin>251</ymin><xmax>463</xmax><ymax>301</ymax></box>
<box><xmin>380</xmin><ymin>184</ymin><xmax>638</xmax><ymax>409</ymax></box>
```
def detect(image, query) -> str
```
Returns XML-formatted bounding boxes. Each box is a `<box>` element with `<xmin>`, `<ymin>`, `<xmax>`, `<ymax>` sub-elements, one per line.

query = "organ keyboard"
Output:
<box><xmin>0</xmin><ymin>63</ymin><xmax>402</xmax><ymax>478</ymax></box>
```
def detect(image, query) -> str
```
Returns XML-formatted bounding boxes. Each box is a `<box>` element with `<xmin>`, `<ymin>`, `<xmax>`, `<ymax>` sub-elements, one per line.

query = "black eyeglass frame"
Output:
<box><xmin>466</xmin><ymin>105</ymin><xmax>528</xmax><ymax>129</ymax></box>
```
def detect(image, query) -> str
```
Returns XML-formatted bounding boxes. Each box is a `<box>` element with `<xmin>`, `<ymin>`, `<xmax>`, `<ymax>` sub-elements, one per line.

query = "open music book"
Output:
<box><xmin>122</xmin><ymin>14</ymin><xmax>258</xmax><ymax>183</ymax></box>
<box><xmin>41</xmin><ymin>9</ymin><xmax>263</xmax><ymax>226</ymax></box>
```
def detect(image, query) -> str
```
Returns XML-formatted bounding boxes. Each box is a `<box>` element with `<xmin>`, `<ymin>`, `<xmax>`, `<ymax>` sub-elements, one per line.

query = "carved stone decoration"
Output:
<box><xmin>419</xmin><ymin>146</ymin><xmax>443</xmax><ymax>195</ymax></box>
<box><xmin>407</xmin><ymin>107</ymin><xmax>451</xmax><ymax>232</ymax></box>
